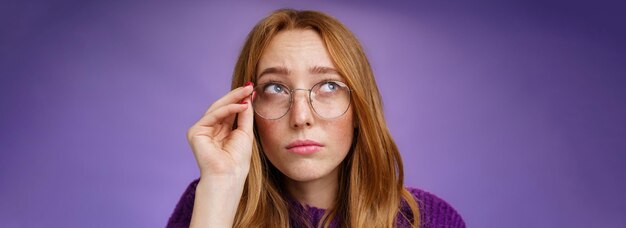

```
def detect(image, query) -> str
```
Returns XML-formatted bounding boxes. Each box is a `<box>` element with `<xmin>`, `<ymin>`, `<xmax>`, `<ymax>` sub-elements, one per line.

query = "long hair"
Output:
<box><xmin>229</xmin><ymin>9</ymin><xmax>420</xmax><ymax>227</ymax></box>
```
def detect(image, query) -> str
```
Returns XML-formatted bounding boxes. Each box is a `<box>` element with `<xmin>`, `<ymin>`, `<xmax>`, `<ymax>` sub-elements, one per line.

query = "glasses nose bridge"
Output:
<box><xmin>290</xmin><ymin>88</ymin><xmax>312</xmax><ymax>102</ymax></box>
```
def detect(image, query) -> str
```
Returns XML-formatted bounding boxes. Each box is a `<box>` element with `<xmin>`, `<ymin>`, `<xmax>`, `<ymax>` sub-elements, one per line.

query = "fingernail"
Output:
<box><xmin>251</xmin><ymin>91</ymin><xmax>256</xmax><ymax>102</ymax></box>
<box><xmin>240</xmin><ymin>101</ymin><xmax>248</xmax><ymax>104</ymax></box>
<box><xmin>244</xmin><ymin>81</ymin><xmax>253</xmax><ymax>87</ymax></box>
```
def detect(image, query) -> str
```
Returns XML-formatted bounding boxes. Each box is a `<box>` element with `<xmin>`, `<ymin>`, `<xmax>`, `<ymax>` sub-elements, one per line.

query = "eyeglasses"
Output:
<box><xmin>252</xmin><ymin>80</ymin><xmax>352</xmax><ymax>120</ymax></box>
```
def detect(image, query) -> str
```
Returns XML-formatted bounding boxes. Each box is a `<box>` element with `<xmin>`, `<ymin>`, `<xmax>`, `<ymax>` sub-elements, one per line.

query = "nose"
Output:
<box><xmin>289</xmin><ymin>89</ymin><xmax>314</xmax><ymax>128</ymax></box>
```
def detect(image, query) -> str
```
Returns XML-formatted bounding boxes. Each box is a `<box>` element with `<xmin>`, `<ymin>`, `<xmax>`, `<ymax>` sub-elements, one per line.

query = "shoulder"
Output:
<box><xmin>402</xmin><ymin>186</ymin><xmax>466</xmax><ymax>228</ymax></box>
<box><xmin>166</xmin><ymin>178</ymin><xmax>201</xmax><ymax>228</ymax></box>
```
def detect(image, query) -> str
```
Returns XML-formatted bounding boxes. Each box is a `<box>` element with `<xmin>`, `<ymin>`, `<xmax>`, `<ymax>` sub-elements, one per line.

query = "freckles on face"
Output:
<box><xmin>253</xmin><ymin>29</ymin><xmax>354</xmax><ymax>182</ymax></box>
<box><xmin>255</xmin><ymin>107</ymin><xmax>354</xmax><ymax>182</ymax></box>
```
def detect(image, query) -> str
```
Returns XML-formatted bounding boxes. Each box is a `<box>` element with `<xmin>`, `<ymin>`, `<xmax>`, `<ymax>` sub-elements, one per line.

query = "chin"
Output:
<box><xmin>277</xmin><ymin>162</ymin><xmax>330</xmax><ymax>182</ymax></box>
<box><xmin>283</xmin><ymin>171</ymin><xmax>324</xmax><ymax>182</ymax></box>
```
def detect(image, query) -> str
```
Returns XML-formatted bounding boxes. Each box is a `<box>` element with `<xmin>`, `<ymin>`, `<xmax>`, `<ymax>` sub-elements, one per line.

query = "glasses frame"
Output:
<box><xmin>252</xmin><ymin>80</ymin><xmax>352</xmax><ymax>120</ymax></box>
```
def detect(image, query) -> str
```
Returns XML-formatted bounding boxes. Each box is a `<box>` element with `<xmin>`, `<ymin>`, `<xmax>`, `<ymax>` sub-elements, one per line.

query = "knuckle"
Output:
<box><xmin>186</xmin><ymin>128</ymin><xmax>195</xmax><ymax>140</ymax></box>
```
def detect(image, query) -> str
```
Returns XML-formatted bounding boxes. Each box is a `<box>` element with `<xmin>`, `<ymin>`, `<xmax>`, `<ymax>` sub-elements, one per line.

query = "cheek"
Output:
<box><xmin>335</xmin><ymin>107</ymin><xmax>354</xmax><ymax>133</ymax></box>
<box><xmin>324</xmin><ymin>109</ymin><xmax>355</xmax><ymax>153</ymax></box>
<box><xmin>255</xmin><ymin>117</ymin><xmax>281</xmax><ymax>151</ymax></box>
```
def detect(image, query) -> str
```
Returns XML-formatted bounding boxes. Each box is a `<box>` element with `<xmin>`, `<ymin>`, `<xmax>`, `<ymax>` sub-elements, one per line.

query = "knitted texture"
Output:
<box><xmin>166</xmin><ymin>179</ymin><xmax>465</xmax><ymax>228</ymax></box>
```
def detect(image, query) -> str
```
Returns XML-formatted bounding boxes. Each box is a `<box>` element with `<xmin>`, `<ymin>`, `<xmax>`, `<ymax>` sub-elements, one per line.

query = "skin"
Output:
<box><xmin>255</xmin><ymin>29</ymin><xmax>354</xmax><ymax>209</ymax></box>
<box><xmin>186</xmin><ymin>29</ymin><xmax>353</xmax><ymax>228</ymax></box>
<box><xmin>187</xmin><ymin>85</ymin><xmax>254</xmax><ymax>228</ymax></box>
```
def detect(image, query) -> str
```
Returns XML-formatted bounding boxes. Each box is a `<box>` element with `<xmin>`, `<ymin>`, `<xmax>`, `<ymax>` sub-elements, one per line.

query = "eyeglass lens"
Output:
<box><xmin>252</xmin><ymin>81</ymin><xmax>351</xmax><ymax>119</ymax></box>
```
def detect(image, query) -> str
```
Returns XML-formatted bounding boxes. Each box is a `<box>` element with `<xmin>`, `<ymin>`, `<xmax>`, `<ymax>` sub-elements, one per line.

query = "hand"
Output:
<box><xmin>186</xmin><ymin>83</ymin><xmax>255</xmax><ymax>179</ymax></box>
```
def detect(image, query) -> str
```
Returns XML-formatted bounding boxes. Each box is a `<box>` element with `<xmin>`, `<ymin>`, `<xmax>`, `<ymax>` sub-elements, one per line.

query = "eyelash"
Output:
<box><xmin>265</xmin><ymin>78</ymin><xmax>339</xmax><ymax>87</ymax></box>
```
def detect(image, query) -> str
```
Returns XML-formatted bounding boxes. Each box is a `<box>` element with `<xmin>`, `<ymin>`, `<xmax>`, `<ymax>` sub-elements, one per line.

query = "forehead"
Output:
<box><xmin>257</xmin><ymin>29</ymin><xmax>336</xmax><ymax>76</ymax></box>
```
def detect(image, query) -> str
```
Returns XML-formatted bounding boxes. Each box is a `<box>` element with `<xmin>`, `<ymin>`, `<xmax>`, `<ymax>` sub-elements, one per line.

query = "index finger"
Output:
<box><xmin>205</xmin><ymin>83</ymin><xmax>254</xmax><ymax>115</ymax></box>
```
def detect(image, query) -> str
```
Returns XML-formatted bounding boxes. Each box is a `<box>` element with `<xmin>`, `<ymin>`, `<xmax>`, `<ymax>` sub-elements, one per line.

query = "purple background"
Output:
<box><xmin>2</xmin><ymin>0</ymin><xmax>625</xmax><ymax>227</ymax></box>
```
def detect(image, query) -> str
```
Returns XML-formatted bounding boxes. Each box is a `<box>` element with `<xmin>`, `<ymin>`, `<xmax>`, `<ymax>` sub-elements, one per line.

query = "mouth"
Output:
<box><xmin>285</xmin><ymin>139</ymin><xmax>323</xmax><ymax>155</ymax></box>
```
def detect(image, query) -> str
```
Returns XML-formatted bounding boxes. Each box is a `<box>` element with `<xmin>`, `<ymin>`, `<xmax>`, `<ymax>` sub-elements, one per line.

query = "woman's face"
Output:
<box><xmin>255</xmin><ymin>29</ymin><xmax>354</xmax><ymax>183</ymax></box>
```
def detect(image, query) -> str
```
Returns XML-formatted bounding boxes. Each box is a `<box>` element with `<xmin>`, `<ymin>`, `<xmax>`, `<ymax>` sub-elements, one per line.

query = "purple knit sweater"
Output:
<box><xmin>167</xmin><ymin>179</ymin><xmax>465</xmax><ymax>227</ymax></box>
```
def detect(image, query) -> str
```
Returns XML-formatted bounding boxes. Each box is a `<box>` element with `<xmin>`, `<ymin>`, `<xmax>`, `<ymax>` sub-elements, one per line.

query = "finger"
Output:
<box><xmin>222</xmin><ymin>114</ymin><xmax>236</xmax><ymax>132</ymax></box>
<box><xmin>205</xmin><ymin>84</ymin><xmax>254</xmax><ymax>115</ymax></box>
<box><xmin>236</xmin><ymin>90</ymin><xmax>255</xmax><ymax>138</ymax></box>
<box><xmin>196</xmin><ymin>103</ymin><xmax>248</xmax><ymax>128</ymax></box>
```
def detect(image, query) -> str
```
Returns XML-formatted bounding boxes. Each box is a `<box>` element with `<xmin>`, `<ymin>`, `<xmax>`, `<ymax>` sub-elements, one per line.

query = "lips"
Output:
<box><xmin>285</xmin><ymin>139</ymin><xmax>323</xmax><ymax>155</ymax></box>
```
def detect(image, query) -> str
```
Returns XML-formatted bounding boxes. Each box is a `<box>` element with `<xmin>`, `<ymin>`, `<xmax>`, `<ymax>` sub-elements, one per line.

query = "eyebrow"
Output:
<box><xmin>257</xmin><ymin>66</ymin><xmax>339</xmax><ymax>79</ymax></box>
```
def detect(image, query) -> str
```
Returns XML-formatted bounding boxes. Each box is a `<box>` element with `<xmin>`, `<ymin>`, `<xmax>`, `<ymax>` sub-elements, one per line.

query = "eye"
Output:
<box><xmin>319</xmin><ymin>81</ymin><xmax>340</xmax><ymax>93</ymax></box>
<box><xmin>263</xmin><ymin>83</ymin><xmax>288</xmax><ymax>94</ymax></box>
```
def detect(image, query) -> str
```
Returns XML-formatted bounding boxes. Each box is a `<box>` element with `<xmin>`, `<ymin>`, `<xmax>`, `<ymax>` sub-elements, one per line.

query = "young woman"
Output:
<box><xmin>167</xmin><ymin>9</ymin><xmax>465</xmax><ymax>228</ymax></box>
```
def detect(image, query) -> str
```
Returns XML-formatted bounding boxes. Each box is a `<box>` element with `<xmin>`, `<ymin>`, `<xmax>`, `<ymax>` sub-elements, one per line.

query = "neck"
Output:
<box><xmin>284</xmin><ymin>166</ymin><xmax>340</xmax><ymax>209</ymax></box>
